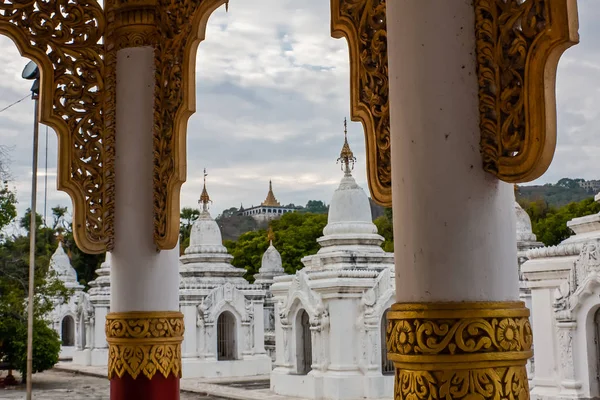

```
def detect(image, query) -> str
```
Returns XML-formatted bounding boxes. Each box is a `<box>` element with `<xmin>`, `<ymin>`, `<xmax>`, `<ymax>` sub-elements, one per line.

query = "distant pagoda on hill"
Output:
<box><xmin>239</xmin><ymin>181</ymin><xmax>297</xmax><ymax>221</ymax></box>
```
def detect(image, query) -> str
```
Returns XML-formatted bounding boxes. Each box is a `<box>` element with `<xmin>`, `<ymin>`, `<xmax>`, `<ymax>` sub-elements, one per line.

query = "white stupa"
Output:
<box><xmin>271</xmin><ymin>120</ymin><xmax>395</xmax><ymax>400</ymax></box>
<box><xmin>48</xmin><ymin>238</ymin><xmax>83</xmax><ymax>360</ymax></box>
<box><xmin>73</xmin><ymin>252</ymin><xmax>112</xmax><ymax>366</ymax></box>
<box><xmin>179</xmin><ymin>169</ymin><xmax>271</xmax><ymax>378</ymax></box>
<box><xmin>254</xmin><ymin>227</ymin><xmax>286</xmax><ymax>361</ymax></box>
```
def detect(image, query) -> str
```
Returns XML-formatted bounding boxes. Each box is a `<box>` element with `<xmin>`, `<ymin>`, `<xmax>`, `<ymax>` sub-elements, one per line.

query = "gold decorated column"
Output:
<box><xmin>331</xmin><ymin>1</ymin><xmax>577</xmax><ymax>400</ymax></box>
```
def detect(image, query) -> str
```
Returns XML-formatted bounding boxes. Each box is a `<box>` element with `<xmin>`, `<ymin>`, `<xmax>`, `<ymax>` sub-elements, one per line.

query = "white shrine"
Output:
<box><xmin>72</xmin><ymin>252</ymin><xmax>111</xmax><ymax>366</ymax></box>
<box><xmin>179</xmin><ymin>172</ymin><xmax>271</xmax><ymax>378</ymax></box>
<box><xmin>514</xmin><ymin>198</ymin><xmax>543</xmax><ymax>384</ymax></box>
<box><xmin>270</xmin><ymin>129</ymin><xmax>395</xmax><ymax>400</ymax></box>
<box><xmin>253</xmin><ymin>228</ymin><xmax>286</xmax><ymax>361</ymax></box>
<box><xmin>48</xmin><ymin>239</ymin><xmax>84</xmax><ymax>360</ymax></box>
<box><xmin>522</xmin><ymin>192</ymin><xmax>600</xmax><ymax>400</ymax></box>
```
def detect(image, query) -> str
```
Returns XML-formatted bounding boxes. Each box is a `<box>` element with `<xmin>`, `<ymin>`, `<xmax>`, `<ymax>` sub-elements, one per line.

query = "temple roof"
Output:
<box><xmin>261</xmin><ymin>180</ymin><xmax>281</xmax><ymax>207</ymax></box>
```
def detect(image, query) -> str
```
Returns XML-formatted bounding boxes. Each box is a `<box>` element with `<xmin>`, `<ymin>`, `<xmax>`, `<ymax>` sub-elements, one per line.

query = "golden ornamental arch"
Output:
<box><xmin>0</xmin><ymin>0</ymin><xmax>578</xmax><ymax>252</ymax></box>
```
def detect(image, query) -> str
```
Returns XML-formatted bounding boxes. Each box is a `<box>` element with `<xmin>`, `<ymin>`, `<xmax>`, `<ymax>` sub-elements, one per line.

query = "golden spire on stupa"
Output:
<box><xmin>337</xmin><ymin>118</ymin><xmax>356</xmax><ymax>175</ymax></box>
<box><xmin>267</xmin><ymin>225</ymin><xmax>275</xmax><ymax>244</ymax></box>
<box><xmin>199</xmin><ymin>168</ymin><xmax>211</xmax><ymax>212</ymax></box>
<box><xmin>261</xmin><ymin>180</ymin><xmax>281</xmax><ymax>207</ymax></box>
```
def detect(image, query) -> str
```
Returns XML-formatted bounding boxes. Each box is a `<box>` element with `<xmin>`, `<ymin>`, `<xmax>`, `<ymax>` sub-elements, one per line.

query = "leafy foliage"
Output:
<box><xmin>0</xmin><ymin>210</ymin><xmax>70</xmax><ymax>380</ymax></box>
<box><xmin>520</xmin><ymin>197</ymin><xmax>600</xmax><ymax>246</ymax></box>
<box><xmin>224</xmin><ymin>212</ymin><xmax>328</xmax><ymax>281</ymax></box>
<box><xmin>374</xmin><ymin>207</ymin><xmax>394</xmax><ymax>252</ymax></box>
<box><xmin>0</xmin><ymin>181</ymin><xmax>17</xmax><ymax>234</ymax></box>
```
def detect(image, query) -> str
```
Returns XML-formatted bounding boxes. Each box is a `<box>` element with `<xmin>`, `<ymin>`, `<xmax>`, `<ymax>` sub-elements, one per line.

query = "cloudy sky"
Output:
<box><xmin>0</xmin><ymin>0</ymin><xmax>599</xmax><ymax>228</ymax></box>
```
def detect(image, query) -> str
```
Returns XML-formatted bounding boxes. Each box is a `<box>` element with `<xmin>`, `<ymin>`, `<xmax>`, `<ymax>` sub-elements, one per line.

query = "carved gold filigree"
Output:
<box><xmin>150</xmin><ymin>0</ymin><xmax>228</xmax><ymax>250</ymax></box>
<box><xmin>387</xmin><ymin>302</ymin><xmax>532</xmax><ymax>400</ymax></box>
<box><xmin>0</xmin><ymin>0</ymin><xmax>113</xmax><ymax>253</ymax></box>
<box><xmin>331</xmin><ymin>0</ymin><xmax>390</xmax><ymax>206</ymax></box>
<box><xmin>106</xmin><ymin>311</ymin><xmax>184</xmax><ymax>379</ymax></box>
<box><xmin>475</xmin><ymin>0</ymin><xmax>579</xmax><ymax>183</ymax></box>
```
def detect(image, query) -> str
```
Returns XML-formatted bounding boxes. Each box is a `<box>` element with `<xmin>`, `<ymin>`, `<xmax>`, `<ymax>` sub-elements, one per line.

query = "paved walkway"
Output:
<box><xmin>52</xmin><ymin>362</ymin><xmax>295</xmax><ymax>400</ymax></box>
<box><xmin>0</xmin><ymin>369</ymin><xmax>219</xmax><ymax>399</ymax></box>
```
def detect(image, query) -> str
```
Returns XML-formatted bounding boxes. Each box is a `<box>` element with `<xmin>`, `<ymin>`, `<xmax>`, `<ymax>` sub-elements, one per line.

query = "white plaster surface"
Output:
<box><xmin>112</xmin><ymin>46</ymin><xmax>179</xmax><ymax>312</ymax></box>
<box><xmin>387</xmin><ymin>1</ymin><xmax>518</xmax><ymax>303</ymax></box>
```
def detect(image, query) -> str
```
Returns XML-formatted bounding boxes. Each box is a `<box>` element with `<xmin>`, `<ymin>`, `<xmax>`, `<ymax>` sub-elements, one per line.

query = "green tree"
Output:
<box><xmin>0</xmin><ymin>211</ymin><xmax>70</xmax><ymax>381</ymax></box>
<box><xmin>0</xmin><ymin>180</ymin><xmax>17</xmax><ymax>234</ymax></box>
<box><xmin>225</xmin><ymin>212</ymin><xmax>328</xmax><ymax>281</ymax></box>
<box><xmin>180</xmin><ymin>207</ymin><xmax>200</xmax><ymax>252</ymax></box>
<box><xmin>303</xmin><ymin>200</ymin><xmax>328</xmax><ymax>214</ymax></box>
<box><xmin>523</xmin><ymin>197</ymin><xmax>600</xmax><ymax>246</ymax></box>
<box><xmin>374</xmin><ymin>207</ymin><xmax>394</xmax><ymax>252</ymax></box>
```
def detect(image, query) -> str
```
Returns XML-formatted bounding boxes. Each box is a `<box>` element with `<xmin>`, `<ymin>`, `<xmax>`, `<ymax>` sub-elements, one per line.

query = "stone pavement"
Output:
<box><xmin>0</xmin><ymin>369</ymin><xmax>213</xmax><ymax>399</ymax></box>
<box><xmin>38</xmin><ymin>362</ymin><xmax>297</xmax><ymax>400</ymax></box>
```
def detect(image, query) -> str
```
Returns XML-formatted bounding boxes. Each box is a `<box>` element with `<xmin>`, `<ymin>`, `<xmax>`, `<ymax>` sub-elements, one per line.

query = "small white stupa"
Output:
<box><xmin>254</xmin><ymin>227</ymin><xmax>285</xmax><ymax>361</ymax></box>
<box><xmin>179</xmin><ymin>169</ymin><xmax>271</xmax><ymax>378</ymax></box>
<box><xmin>271</xmin><ymin>120</ymin><xmax>395</xmax><ymax>400</ymax></box>
<box><xmin>48</xmin><ymin>238</ymin><xmax>83</xmax><ymax>360</ymax></box>
<box><xmin>73</xmin><ymin>251</ymin><xmax>111</xmax><ymax>366</ymax></box>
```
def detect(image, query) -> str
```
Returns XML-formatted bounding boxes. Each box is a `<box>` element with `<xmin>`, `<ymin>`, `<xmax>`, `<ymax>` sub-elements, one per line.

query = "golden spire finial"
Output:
<box><xmin>337</xmin><ymin>118</ymin><xmax>356</xmax><ymax>175</ymax></box>
<box><xmin>262</xmin><ymin>180</ymin><xmax>281</xmax><ymax>207</ymax></box>
<box><xmin>267</xmin><ymin>225</ymin><xmax>275</xmax><ymax>244</ymax></box>
<box><xmin>199</xmin><ymin>168</ymin><xmax>211</xmax><ymax>212</ymax></box>
<box><xmin>57</xmin><ymin>233</ymin><xmax>64</xmax><ymax>244</ymax></box>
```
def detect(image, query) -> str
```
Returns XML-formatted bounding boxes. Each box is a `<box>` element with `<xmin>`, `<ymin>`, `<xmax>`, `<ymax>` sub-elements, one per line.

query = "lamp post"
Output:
<box><xmin>22</xmin><ymin>60</ymin><xmax>39</xmax><ymax>400</ymax></box>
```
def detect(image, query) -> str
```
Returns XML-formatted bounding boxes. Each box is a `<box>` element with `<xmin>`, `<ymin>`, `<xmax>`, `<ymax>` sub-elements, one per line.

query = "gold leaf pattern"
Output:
<box><xmin>106</xmin><ymin>312</ymin><xmax>184</xmax><ymax>379</ymax></box>
<box><xmin>475</xmin><ymin>0</ymin><xmax>578</xmax><ymax>182</ymax></box>
<box><xmin>0</xmin><ymin>0</ymin><xmax>113</xmax><ymax>253</ymax></box>
<box><xmin>331</xmin><ymin>0</ymin><xmax>390</xmax><ymax>206</ymax></box>
<box><xmin>388</xmin><ymin>302</ymin><xmax>532</xmax><ymax>400</ymax></box>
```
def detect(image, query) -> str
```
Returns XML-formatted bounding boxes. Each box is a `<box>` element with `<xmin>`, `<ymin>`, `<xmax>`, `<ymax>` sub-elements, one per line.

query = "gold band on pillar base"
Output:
<box><xmin>386</xmin><ymin>302</ymin><xmax>532</xmax><ymax>400</ymax></box>
<box><xmin>106</xmin><ymin>311</ymin><xmax>184</xmax><ymax>380</ymax></box>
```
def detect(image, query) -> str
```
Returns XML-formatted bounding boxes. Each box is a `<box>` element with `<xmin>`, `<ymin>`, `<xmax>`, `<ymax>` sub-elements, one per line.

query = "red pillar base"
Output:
<box><xmin>110</xmin><ymin>373</ymin><xmax>179</xmax><ymax>400</ymax></box>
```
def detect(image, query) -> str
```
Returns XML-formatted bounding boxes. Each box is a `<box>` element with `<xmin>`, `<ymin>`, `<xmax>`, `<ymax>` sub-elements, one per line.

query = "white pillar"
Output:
<box><xmin>253</xmin><ymin>301</ymin><xmax>266</xmax><ymax>354</ymax></box>
<box><xmin>111</xmin><ymin>46</ymin><xmax>179</xmax><ymax>312</ymax></box>
<box><xmin>181</xmin><ymin>305</ymin><xmax>198</xmax><ymax>358</ymax></box>
<box><xmin>387</xmin><ymin>1</ymin><xmax>518</xmax><ymax>303</ymax></box>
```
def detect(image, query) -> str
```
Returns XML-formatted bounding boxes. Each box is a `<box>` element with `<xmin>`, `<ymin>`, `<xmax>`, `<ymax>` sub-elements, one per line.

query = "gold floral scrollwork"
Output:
<box><xmin>106</xmin><ymin>311</ymin><xmax>184</xmax><ymax>379</ymax></box>
<box><xmin>0</xmin><ymin>0</ymin><xmax>114</xmax><ymax>254</ymax></box>
<box><xmin>387</xmin><ymin>302</ymin><xmax>533</xmax><ymax>400</ymax></box>
<box><xmin>331</xmin><ymin>0</ymin><xmax>390</xmax><ymax>207</ymax></box>
<box><xmin>150</xmin><ymin>0</ymin><xmax>228</xmax><ymax>250</ymax></box>
<box><xmin>475</xmin><ymin>0</ymin><xmax>579</xmax><ymax>183</ymax></box>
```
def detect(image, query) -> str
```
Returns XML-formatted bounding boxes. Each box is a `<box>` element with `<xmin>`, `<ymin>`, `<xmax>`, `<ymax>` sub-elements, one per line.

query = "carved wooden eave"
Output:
<box><xmin>0</xmin><ymin>0</ymin><xmax>229</xmax><ymax>253</ymax></box>
<box><xmin>331</xmin><ymin>0</ymin><xmax>391</xmax><ymax>207</ymax></box>
<box><xmin>475</xmin><ymin>0</ymin><xmax>579</xmax><ymax>183</ymax></box>
<box><xmin>0</xmin><ymin>0</ymin><xmax>113</xmax><ymax>254</ymax></box>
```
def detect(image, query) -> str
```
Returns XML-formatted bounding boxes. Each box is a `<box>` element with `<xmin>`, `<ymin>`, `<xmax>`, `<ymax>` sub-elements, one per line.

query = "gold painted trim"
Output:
<box><xmin>475</xmin><ymin>0</ymin><xmax>579</xmax><ymax>183</ymax></box>
<box><xmin>331</xmin><ymin>0</ymin><xmax>391</xmax><ymax>206</ymax></box>
<box><xmin>106</xmin><ymin>311</ymin><xmax>184</xmax><ymax>379</ymax></box>
<box><xmin>151</xmin><ymin>0</ymin><xmax>229</xmax><ymax>250</ymax></box>
<box><xmin>0</xmin><ymin>0</ymin><xmax>113</xmax><ymax>254</ymax></box>
<box><xmin>387</xmin><ymin>302</ymin><xmax>532</xmax><ymax>400</ymax></box>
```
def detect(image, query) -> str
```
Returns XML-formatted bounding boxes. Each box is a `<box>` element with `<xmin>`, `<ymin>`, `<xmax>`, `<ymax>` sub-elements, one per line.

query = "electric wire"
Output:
<box><xmin>0</xmin><ymin>93</ymin><xmax>30</xmax><ymax>113</ymax></box>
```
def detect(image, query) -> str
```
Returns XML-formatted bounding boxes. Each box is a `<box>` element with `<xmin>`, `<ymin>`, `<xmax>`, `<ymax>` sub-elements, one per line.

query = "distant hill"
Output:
<box><xmin>517</xmin><ymin>178</ymin><xmax>597</xmax><ymax>208</ymax></box>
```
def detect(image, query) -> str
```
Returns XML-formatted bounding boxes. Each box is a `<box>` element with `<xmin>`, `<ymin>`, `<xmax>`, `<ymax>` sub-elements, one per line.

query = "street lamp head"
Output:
<box><xmin>22</xmin><ymin>61</ymin><xmax>39</xmax><ymax>80</ymax></box>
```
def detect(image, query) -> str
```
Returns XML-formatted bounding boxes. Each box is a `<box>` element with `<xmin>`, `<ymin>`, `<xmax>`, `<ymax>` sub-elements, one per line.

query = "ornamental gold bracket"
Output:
<box><xmin>331</xmin><ymin>0</ymin><xmax>391</xmax><ymax>207</ymax></box>
<box><xmin>475</xmin><ymin>0</ymin><xmax>579</xmax><ymax>183</ymax></box>
<box><xmin>0</xmin><ymin>0</ymin><xmax>112</xmax><ymax>254</ymax></box>
<box><xmin>0</xmin><ymin>0</ymin><xmax>228</xmax><ymax>252</ymax></box>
